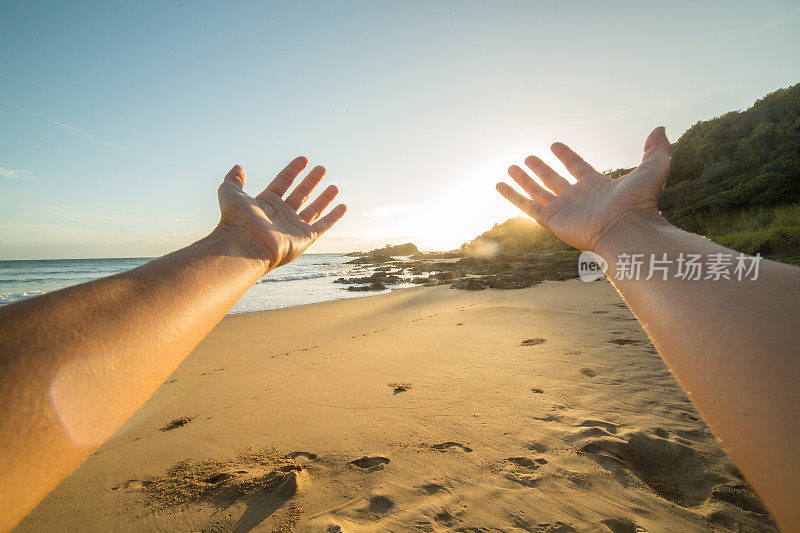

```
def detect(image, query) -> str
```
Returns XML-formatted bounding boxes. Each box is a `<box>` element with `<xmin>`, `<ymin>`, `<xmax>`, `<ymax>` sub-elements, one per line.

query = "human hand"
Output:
<box><xmin>216</xmin><ymin>157</ymin><xmax>346</xmax><ymax>272</ymax></box>
<box><xmin>496</xmin><ymin>127</ymin><xmax>671</xmax><ymax>252</ymax></box>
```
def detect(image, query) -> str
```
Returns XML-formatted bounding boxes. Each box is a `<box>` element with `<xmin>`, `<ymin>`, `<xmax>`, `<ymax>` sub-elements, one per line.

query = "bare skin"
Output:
<box><xmin>498</xmin><ymin>127</ymin><xmax>800</xmax><ymax>529</ymax></box>
<box><xmin>0</xmin><ymin>158</ymin><xmax>345</xmax><ymax>531</ymax></box>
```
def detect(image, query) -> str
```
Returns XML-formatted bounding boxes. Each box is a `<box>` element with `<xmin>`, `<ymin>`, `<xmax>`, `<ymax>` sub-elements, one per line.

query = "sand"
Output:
<box><xmin>17</xmin><ymin>280</ymin><xmax>776</xmax><ymax>532</ymax></box>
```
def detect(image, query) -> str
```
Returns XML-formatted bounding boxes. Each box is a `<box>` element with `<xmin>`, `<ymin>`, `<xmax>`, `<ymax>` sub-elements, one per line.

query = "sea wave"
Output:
<box><xmin>257</xmin><ymin>271</ymin><xmax>343</xmax><ymax>283</ymax></box>
<box><xmin>0</xmin><ymin>290</ymin><xmax>45</xmax><ymax>304</ymax></box>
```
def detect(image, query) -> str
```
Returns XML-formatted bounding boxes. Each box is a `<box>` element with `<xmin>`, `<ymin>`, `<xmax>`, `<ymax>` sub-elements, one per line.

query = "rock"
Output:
<box><xmin>347</xmin><ymin>282</ymin><xmax>387</xmax><ymax>292</ymax></box>
<box><xmin>335</xmin><ymin>273</ymin><xmax>407</xmax><ymax>285</ymax></box>
<box><xmin>454</xmin><ymin>278</ymin><xmax>486</xmax><ymax>290</ymax></box>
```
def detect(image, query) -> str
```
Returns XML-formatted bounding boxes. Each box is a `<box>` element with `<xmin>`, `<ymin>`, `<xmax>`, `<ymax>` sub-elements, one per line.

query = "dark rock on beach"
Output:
<box><xmin>452</xmin><ymin>278</ymin><xmax>487</xmax><ymax>290</ymax></box>
<box><xmin>347</xmin><ymin>282</ymin><xmax>387</xmax><ymax>292</ymax></box>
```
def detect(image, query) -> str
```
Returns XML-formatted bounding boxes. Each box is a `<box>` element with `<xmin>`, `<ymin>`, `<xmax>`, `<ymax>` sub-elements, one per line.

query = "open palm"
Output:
<box><xmin>217</xmin><ymin>157</ymin><xmax>346</xmax><ymax>271</ymax></box>
<box><xmin>497</xmin><ymin>127</ymin><xmax>671</xmax><ymax>252</ymax></box>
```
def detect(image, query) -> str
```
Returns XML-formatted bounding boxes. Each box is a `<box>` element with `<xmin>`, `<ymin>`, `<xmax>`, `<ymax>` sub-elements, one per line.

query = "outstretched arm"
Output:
<box><xmin>497</xmin><ymin>127</ymin><xmax>800</xmax><ymax>529</ymax></box>
<box><xmin>0</xmin><ymin>159</ymin><xmax>346</xmax><ymax>531</ymax></box>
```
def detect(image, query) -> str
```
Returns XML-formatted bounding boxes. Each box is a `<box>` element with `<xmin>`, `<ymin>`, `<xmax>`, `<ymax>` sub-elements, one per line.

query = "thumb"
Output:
<box><xmin>224</xmin><ymin>164</ymin><xmax>247</xmax><ymax>189</ymax></box>
<box><xmin>637</xmin><ymin>127</ymin><xmax>670</xmax><ymax>186</ymax></box>
<box><xmin>642</xmin><ymin>126</ymin><xmax>670</xmax><ymax>162</ymax></box>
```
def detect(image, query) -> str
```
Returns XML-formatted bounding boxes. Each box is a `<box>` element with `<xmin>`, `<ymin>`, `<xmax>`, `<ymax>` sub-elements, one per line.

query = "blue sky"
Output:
<box><xmin>1</xmin><ymin>0</ymin><xmax>799</xmax><ymax>259</ymax></box>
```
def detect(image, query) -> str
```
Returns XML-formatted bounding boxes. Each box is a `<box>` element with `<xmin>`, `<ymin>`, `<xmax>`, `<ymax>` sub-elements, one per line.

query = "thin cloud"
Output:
<box><xmin>0</xmin><ymin>166</ymin><xmax>32</xmax><ymax>180</ymax></box>
<box><xmin>366</xmin><ymin>204</ymin><xmax>423</xmax><ymax>219</ymax></box>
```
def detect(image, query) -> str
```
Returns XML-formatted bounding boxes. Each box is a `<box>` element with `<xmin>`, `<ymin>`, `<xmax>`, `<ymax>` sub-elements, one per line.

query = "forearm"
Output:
<box><xmin>595</xmin><ymin>214</ymin><xmax>800</xmax><ymax>525</ymax></box>
<box><xmin>0</xmin><ymin>227</ymin><xmax>266</xmax><ymax>530</ymax></box>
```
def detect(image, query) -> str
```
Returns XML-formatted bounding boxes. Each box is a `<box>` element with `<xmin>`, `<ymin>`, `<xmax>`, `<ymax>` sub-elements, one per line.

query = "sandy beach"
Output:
<box><xmin>18</xmin><ymin>280</ymin><xmax>775</xmax><ymax>532</ymax></box>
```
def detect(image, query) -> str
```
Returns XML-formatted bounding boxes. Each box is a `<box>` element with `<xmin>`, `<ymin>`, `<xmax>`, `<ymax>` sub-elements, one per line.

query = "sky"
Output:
<box><xmin>1</xmin><ymin>0</ymin><xmax>799</xmax><ymax>259</ymax></box>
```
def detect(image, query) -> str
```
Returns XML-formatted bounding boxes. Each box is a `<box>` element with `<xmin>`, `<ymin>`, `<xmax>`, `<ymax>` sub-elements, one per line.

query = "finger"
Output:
<box><xmin>312</xmin><ymin>203</ymin><xmax>347</xmax><ymax>235</ymax></box>
<box><xmin>638</xmin><ymin>126</ymin><xmax>671</xmax><ymax>186</ymax></box>
<box><xmin>508</xmin><ymin>165</ymin><xmax>555</xmax><ymax>205</ymax></box>
<box><xmin>223</xmin><ymin>165</ymin><xmax>247</xmax><ymax>189</ymax></box>
<box><xmin>643</xmin><ymin>125</ymin><xmax>670</xmax><ymax>158</ymax></box>
<box><xmin>299</xmin><ymin>185</ymin><xmax>338</xmax><ymax>223</ymax></box>
<box><xmin>285</xmin><ymin>165</ymin><xmax>326</xmax><ymax>211</ymax></box>
<box><xmin>525</xmin><ymin>155</ymin><xmax>571</xmax><ymax>193</ymax></box>
<box><xmin>551</xmin><ymin>143</ymin><xmax>597</xmax><ymax>180</ymax></box>
<box><xmin>260</xmin><ymin>156</ymin><xmax>309</xmax><ymax>198</ymax></box>
<box><xmin>496</xmin><ymin>182</ymin><xmax>540</xmax><ymax>219</ymax></box>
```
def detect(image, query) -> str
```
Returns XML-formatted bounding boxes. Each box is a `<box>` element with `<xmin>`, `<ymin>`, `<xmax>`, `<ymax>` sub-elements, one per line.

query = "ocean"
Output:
<box><xmin>0</xmin><ymin>254</ymin><xmax>406</xmax><ymax>314</ymax></box>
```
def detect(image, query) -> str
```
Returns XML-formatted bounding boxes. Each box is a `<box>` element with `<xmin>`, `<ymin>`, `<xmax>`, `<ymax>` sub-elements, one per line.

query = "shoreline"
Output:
<box><xmin>19</xmin><ymin>280</ymin><xmax>776</xmax><ymax>532</ymax></box>
<box><xmin>226</xmin><ymin>282</ymin><xmax>432</xmax><ymax>316</ymax></box>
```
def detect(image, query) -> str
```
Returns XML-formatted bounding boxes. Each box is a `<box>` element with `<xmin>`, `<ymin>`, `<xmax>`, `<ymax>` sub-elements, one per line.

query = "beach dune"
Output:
<box><xmin>18</xmin><ymin>280</ymin><xmax>775</xmax><ymax>532</ymax></box>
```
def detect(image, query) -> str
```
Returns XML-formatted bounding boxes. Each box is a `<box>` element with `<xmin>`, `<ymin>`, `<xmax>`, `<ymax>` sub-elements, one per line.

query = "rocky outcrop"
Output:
<box><xmin>345</xmin><ymin>243</ymin><xmax>419</xmax><ymax>263</ymax></box>
<box><xmin>341</xmin><ymin>250</ymin><xmax>580</xmax><ymax>291</ymax></box>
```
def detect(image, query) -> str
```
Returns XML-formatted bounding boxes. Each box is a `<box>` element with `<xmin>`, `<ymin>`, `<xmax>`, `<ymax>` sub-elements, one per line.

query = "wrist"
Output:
<box><xmin>205</xmin><ymin>225</ymin><xmax>273</xmax><ymax>277</ymax></box>
<box><xmin>592</xmin><ymin>211</ymin><xmax>672</xmax><ymax>260</ymax></box>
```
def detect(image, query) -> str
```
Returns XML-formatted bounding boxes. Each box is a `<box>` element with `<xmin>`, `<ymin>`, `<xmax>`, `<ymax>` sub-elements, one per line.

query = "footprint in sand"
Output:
<box><xmin>566</xmin><ymin>471</ymin><xmax>592</xmax><ymax>487</ymax></box>
<box><xmin>706</xmin><ymin>482</ymin><xmax>770</xmax><ymax>515</ymax></box>
<box><xmin>350</xmin><ymin>456</ymin><xmax>390</xmax><ymax>470</ymax></box>
<box><xmin>607</xmin><ymin>338</ymin><xmax>640</xmax><ymax>346</ymax></box>
<box><xmin>502</xmin><ymin>456</ymin><xmax>549</xmax><ymax>488</ymax></box>
<box><xmin>579</xmin><ymin>431</ymin><xmax>732</xmax><ymax>507</ymax></box>
<box><xmin>525</xmin><ymin>442</ymin><xmax>547</xmax><ymax>453</ymax></box>
<box><xmin>505</xmin><ymin>456</ymin><xmax>548</xmax><ymax>469</ymax></box>
<box><xmin>419</xmin><ymin>482</ymin><xmax>448</xmax><ymax>494</ymax></box>
<box><xmin>367</xmin><ymin>494</ymin><xmax>395</xmax><ymax>515</ymax></box>
<box><xmin>431</xmin><ymin>509</ymin><xmax>459</xmax><ymax>527</ymax></box>
<box><xmin>521</xmin><ymin>338</ymin><xmax>546</xmax><ymax>346</ymax></box>
<box><xmin>431</xmin><ymin>442</ymin><xmax>473</xmax><ymax>452</ymax></box>
<box><xmin>529</xmin><ymin>521</ymin><xmax>576</xmax><ymax>532</ymax></box>
<box><xmin>160</xmin><ymin>416</ymin><xmax>194</xmax><ymax>431</ymax></box>
<box><xmin>203</xmin><ymin>472</ymin><xmax>233</xmax><ymax>484</ymax></box>
<box><xmin>287</xmin><ymin>451</ymin><xmax>318</xmax><ymax>462</ymax></box>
